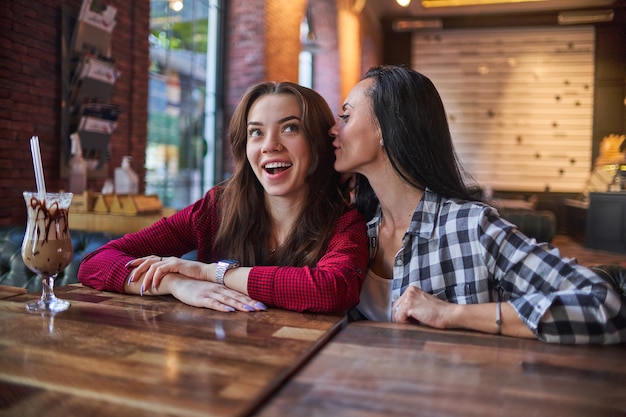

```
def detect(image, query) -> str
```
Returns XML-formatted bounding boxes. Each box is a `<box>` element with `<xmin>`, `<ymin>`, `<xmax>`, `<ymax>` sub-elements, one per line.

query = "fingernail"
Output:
<box><xmin>243</xmin><ymin>304</ymin><xmax>255</xmax><ymax>311</ymax></box>
<box><xmin>140</xmin><ymin>285</ymin><xmax>144</xmax><ymax>296</ymax></box>
<box><xmin>125</xmin><ymin>260</ymin><xmax>134</xmax><ymax>268</ymax></box>
<box><xmin>127</xmin><ymin>272</ymin><xmax>135</xmax><ymax>286</ymax></box>
<box><xmin>255</xmin><ymin>302</ymin><xmax>267</xmax><ymax>311</ymax></box>
<box><xmin>225</xmin><ymin>306</ymin><xmax>236</xmax><ymax>312</ymax></box>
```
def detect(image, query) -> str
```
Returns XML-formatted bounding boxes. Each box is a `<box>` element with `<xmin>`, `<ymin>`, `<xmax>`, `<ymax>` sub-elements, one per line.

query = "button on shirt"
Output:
<box><xmin>361</xmin><ymin>188</ymin><xmax>626</xmax><ymax>344</ymax></box>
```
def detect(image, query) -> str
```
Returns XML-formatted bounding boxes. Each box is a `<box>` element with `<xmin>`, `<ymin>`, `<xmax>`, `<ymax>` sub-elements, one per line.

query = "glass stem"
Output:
<box><xmin>40</xmin><ymin>274</ymin><xmax>58</xmax><ymax>303</ymax></box>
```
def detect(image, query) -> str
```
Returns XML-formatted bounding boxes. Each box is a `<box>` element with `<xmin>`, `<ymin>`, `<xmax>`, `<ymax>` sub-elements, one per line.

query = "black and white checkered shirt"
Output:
<box><xmin>366</xmin><ymin>188</ymin><xmax>626</xmax><ymax>344</ymax></box>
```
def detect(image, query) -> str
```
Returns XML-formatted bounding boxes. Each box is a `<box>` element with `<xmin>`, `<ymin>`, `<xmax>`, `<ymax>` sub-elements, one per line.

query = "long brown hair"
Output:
<box><xmin>213</xmin><ymin>81</ymin><xmax>350</xmax><ymax>266</ymax></box>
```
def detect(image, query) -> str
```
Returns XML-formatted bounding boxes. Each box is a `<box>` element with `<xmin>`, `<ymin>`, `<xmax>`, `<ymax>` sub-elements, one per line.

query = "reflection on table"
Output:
<box><xmin>255</xmin><ymin>321</ymin><xmax>626</xmax><ymax>417</ymax></box>
<box><xmin>0</xmin><ymin>285</ymin><xmax>27</xmax><ymax>300</ymax></box>
<box><xmin>0</xmin><ymin>284</ymin><xmax>346</xmax><ymax>417</ymax></box>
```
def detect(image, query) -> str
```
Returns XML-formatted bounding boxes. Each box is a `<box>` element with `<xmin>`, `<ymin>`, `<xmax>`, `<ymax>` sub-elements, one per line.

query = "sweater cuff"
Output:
<box><xmin>108</xmin><ymin>256</ymin><xmax>136</xmax><ymax>293</ymax></box>
<box><xmin>247</xmin><ymin>265</ymin><xmax>279</xmax><ymax>305</ymax></box>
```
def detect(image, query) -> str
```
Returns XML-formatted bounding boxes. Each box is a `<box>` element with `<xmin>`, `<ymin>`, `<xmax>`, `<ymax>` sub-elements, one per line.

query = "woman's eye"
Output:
<box><xmin>283</xmin><ymin>123</ymin><xmax>299</xmax><ymax>133</ymax></box>
<box><xmin>248</xmin><ymin>128</ymin><xmax>262</xmax><ymax>137</ymax></box>
<box><xmin>338</xmin><ymin>113</ymin><xmax>349</xmax><ymax>122</ymax></box>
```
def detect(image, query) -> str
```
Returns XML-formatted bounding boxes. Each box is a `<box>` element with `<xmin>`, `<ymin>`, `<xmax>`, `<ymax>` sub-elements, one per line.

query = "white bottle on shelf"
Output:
<box><xmin>114</xmin><ymin>156</ymin><xmax>139</xmax><ymax>195</ymax></box>
<box><xmin>68</xmin><ymin>133</ymin><xmax>87</xmax><ymax>195</ymax></box>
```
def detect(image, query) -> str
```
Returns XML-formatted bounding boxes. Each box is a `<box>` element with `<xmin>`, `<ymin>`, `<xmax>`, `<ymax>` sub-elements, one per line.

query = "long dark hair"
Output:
<box><xmin>213</xmin><ymin>81</ymin><xmax>350</xmax><ymax>266</ymax></box>
<box><xmin>354</xmin><ymin>65</ymin><xmax>479</xmax><ymax>220</ymax></box>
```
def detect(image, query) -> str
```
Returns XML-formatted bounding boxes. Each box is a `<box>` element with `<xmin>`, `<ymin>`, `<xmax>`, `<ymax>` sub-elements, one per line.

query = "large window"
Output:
<box><xmin>148</xmin><ymin>0</ymin><xmax>222</xmax><ymax>209</ymax></box>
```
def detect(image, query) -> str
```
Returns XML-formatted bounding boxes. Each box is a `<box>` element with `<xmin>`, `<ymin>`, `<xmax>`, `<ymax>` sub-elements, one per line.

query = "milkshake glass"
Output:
<box><xmin>21</xmin><ymin>192</ymin><xmax>74</xmax><ymax>312</ymax></box>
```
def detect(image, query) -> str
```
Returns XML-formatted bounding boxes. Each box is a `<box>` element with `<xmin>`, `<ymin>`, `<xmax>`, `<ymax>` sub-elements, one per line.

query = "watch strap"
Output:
<box><xmin>215</xmin><ymin>260</ymin><xmax>239</xmax><ymax>285</ymax></box>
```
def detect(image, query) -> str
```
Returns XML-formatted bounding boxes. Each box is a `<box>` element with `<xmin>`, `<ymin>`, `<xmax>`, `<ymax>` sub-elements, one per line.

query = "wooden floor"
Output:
<box><xmin>551</xmin><ymin>235</ymin><xmax>626</xmax><ymax>267</ymax></box>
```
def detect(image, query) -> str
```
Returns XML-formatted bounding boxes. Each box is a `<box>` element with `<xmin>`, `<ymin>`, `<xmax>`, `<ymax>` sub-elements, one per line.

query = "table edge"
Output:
<box><xmin>238</xmin><ymin>313</ymin><xmax>349</xmax><ymax>417</ymax></box>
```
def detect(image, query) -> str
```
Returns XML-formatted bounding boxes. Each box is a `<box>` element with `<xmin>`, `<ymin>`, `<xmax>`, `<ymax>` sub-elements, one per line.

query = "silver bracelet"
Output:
<box><xmin>496</xmin><ymin>301</ymin><xmax>502</xmax><ymax>335</ymax></box>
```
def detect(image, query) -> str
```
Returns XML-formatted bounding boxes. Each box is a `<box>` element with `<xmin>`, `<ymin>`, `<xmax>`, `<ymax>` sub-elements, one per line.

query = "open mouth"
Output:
<box><xmin>263</xmin><ymin>161</ymin><xmax>292</xmax><ymax>175</ymax></box>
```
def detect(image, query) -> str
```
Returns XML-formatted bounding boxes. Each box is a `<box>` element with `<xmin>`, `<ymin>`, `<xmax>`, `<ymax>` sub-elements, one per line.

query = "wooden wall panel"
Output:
<box><xmin>412</xmin><ymin>26</ymin><xmax>595</xmax><ymax>193</ymax></box>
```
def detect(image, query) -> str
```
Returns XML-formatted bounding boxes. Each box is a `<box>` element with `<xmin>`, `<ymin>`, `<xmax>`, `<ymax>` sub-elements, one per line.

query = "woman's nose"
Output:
<box><xmin>261</xmin><ymin>132</ymin><xmax>283</xmax><ymax>152</ymax></box>
<box><xmin>328</xmin><ymin>122</ymin><xmax>338</xmax><ymax>138</ymax></box>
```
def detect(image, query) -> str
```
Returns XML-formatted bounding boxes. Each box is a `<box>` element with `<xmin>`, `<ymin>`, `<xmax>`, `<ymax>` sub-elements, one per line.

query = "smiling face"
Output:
<box><xmin>329</xmin><ymin>78</ymin><xmax>383</xmax><ymax>176</ymax></box>
<box><xmin>246</xmin><ymin>93</ymin><xmax>312</xmax><ymax>203</ymax></box>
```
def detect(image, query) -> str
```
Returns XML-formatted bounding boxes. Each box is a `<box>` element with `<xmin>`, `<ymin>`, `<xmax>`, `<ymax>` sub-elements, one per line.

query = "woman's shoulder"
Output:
<box><xmin>192</xmin><ymin>185</ymin><xmax>225</xmax><ymax>207</ymax></box>
<box><xmin>341</xmin><ymin>205</ymin><xmax>365</xmax><ymax>219</ymax></box>
<box><xmin>205</xmin><ymin>185</ymin><xmax>226</xmax><ymax>199</ymax></box>
<box><xmin>336</xmin><ymin>205</ymin><xmax>367</xmax><ymax>229</ymax></box>
<box><xmin>440</xmin><ymin>194</ymin><xmax>495</xmax><ymax>215</ymax></box>
<box><xmin>177</xmin><ymin>185</ymin><xmax>225</xmax><ymax>222</ymax></box>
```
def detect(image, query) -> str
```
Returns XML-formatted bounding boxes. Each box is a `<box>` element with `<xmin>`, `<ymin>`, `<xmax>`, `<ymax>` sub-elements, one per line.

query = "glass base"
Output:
<box><xmin>26</xmin><ymin>297</ymin><xmax>70</xmax><ymax>313</ymax></box>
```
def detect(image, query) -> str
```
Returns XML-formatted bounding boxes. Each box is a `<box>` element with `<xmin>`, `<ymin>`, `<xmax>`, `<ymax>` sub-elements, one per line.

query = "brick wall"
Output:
<box><xmin>225</xmin><ymin>0</ymin><xmax>329</xmax><ymax>111</ymax></box>
<box><xmin>221</xmin><ymin>0</ymin><xmax>266</xmax><ymax>178</ymax></box>
<box><xmin>224</xmin><ymin>0</ymin><xmax>267</xmax><ymax>114</ymax></box>
<box><xmin>0</xmin><ymin>0</ymin><xmax>149</xmax><ymax>226</ymax></box>
<box><xmin>311</xmin><ymin>0</ymin><xmax>341</xmax><ymax>112</ymax></box>
<box><xmin>265</xmin><ymin>0</ymin><xmax>305</xmax><ymax>83</ymax></box>
<box><xmin>360</xmin><ymin>7</ymin><xmax>383</xmax><ymax>84</ymax></box>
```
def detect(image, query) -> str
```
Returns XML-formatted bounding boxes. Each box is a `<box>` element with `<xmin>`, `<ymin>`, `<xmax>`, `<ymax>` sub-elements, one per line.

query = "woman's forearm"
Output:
<box><xmin>222</xmin><ymin>267</ymin><xmax>251</xmax><ymax>295</ymax></box>
<box><xmin>449</xmin><ymin>302</ymin><xmax>536</xmax><ymax>339</ymax></box>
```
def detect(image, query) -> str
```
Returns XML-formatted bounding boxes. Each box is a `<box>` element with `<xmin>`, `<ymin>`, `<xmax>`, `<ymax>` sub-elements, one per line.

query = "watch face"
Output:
<box><xmin>221</xmin><ymin>259</ymin><xmax>239</xmax><ymax>268</ymax></box>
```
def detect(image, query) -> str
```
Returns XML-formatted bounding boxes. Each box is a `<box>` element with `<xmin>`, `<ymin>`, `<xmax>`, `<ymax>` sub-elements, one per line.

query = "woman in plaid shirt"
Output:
<box><xmin>79</xmin><ymin>81</ymin><xmax>369</xmax><ymax>313</ymax></box>
<box><xmin>329</xmin><ymin>65</ymin><xmax>625</xmax><ymax>344</ymax></box>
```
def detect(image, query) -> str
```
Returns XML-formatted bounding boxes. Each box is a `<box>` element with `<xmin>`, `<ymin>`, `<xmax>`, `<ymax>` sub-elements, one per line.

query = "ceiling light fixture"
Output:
<box><xmin>397</xmin><ymin>0</ymin><xmax>412</xmax><ymax>7</ymax></box>
<box><xmin>392</xmin><ymin>18</ymin><xmax>443</xmax><ymax>31</ymax></box>
<box><xmin>421</xmin><ymin>0</ymin><xmax>547</xmax><ymax>7</ymax></box>
<box><xmin>558</xmin><ymin>9</ymin><xmax>614</xmax><ymax>24</ymax></box>
<box><xmin>169</xmin><ymin>0</ymin><xmax>183</xmax><ymax>12</ymax></box>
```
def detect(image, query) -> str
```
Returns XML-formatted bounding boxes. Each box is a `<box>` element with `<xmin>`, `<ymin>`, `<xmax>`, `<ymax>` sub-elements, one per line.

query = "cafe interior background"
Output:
<box><xmin>1</xmin><ymin>0</ymin><xmax>625</xmax><ymax>250</ymax></box>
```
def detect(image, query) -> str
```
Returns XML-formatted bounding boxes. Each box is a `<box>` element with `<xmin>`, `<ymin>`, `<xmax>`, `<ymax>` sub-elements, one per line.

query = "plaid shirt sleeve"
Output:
<box><xmin>247</xmin><ymin>207</ymin><xmax>369</xmax><ymax>313</ymax></box>
<box><xmin>478</xmin><ymin>207</ymin><xmax>626</xmax><ymax>344</ymax></box>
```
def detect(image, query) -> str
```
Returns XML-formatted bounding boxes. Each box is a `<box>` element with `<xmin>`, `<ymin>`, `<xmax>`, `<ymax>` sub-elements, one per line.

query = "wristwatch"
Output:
<box><xmin>215</xmin><ymin>259</ymin><xmax>239</xmax><ymax>285</ymax></box>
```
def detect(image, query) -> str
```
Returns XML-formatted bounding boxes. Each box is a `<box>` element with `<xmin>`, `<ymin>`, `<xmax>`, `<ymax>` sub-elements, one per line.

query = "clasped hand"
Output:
<box><xmin>392</xmin><ymin>286</ymin><xmax>452</xmax><ymax>328</ymax></box>
<box><xmin>126</xmin><ymin>256</ymin><xmax>265</xmax><ymax>313</ymax></box>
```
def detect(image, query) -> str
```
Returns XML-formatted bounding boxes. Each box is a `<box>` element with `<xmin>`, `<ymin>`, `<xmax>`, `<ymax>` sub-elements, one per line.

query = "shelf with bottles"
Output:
<box><xmin>60</xmin><ymin>0</ymin><xmax>120</xmax><ymax>181</ymax></box>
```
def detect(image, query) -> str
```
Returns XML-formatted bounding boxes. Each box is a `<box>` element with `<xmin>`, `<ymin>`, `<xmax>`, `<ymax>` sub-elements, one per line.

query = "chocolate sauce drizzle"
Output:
<box><xmin>28</xmin><ymin>196</ymin><xmax>70</xmax><ymax>243</ymax></box>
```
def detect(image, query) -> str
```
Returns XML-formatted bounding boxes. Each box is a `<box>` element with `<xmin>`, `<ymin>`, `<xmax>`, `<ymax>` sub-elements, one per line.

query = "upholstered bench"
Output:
<box><xmin>0</xmin><ymin>225</ymin><xmax>198</xmax><ymax>293</ymax></box>
<box><xmin>498</xmin><ymin>208</ymin><xmax>557</xmax><ymax>243</ymax></box>
<box><xmin>0</xmin><ymin>226</ymin><xmax>121</xmax><ymax>293</ymax></box>
<box><xmin>2</xmin><ymin>224</ymin><xmax>623</xmax><ymax>297</ymax></box>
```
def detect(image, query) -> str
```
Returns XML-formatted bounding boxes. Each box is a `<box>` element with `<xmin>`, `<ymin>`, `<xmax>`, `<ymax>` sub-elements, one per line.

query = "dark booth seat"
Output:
<box><xmin>0</xmin><ymin>226</ymin><xmax>121</xmax><ymax>293</ymax></box>
<box><xmin>0</xmin><ymin>225</ymin><xmax>198</xmax><ymax>293</ymax></box>
<box><xmin>1</xmin><ymin>225</ymin><xmax>623</xmax><ymax>297</ymax></box>
<box><xmin>498</xmin><ymin>208</ymin><xmax>557</xmax><ymax>243</ymax></box>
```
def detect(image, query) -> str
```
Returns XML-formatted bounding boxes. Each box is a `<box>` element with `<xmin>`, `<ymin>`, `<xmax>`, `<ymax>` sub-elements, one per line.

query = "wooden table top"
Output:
<box><xmin>0</xmin><ymin>284</ymin><xmax>346</xmax><ymax>417</ymax></box>
<box><xmin>0</xmin><ymin>285</ymin><xmax>27</xmax><ymax>300</ymax></box>
<box><xmin>255</xmin><ymin>321</ymin><xmax>626</xmax><ymax>417</ymax></box>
